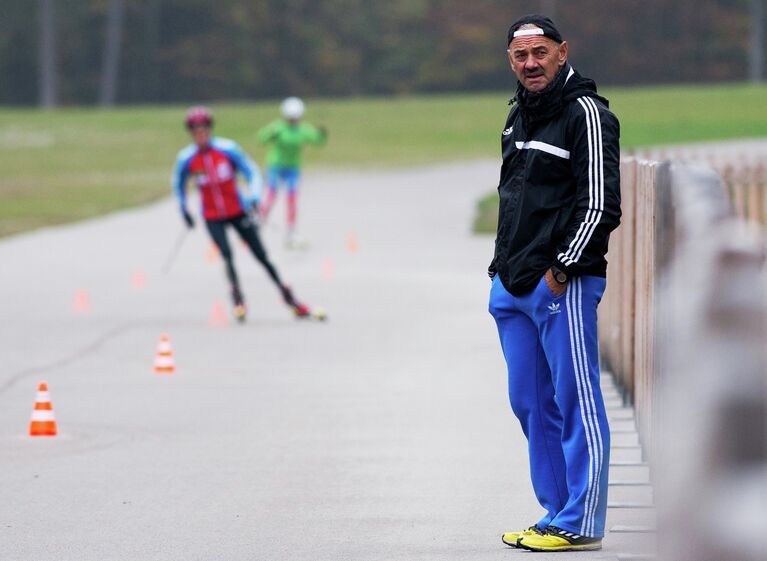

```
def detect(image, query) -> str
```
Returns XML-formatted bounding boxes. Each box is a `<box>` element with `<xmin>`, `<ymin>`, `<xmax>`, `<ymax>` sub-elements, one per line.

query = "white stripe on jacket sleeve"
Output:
<box><xmin>557</xmin><ymin>97</ymin><xmax>605</xmax><ymax>267</ymax></box>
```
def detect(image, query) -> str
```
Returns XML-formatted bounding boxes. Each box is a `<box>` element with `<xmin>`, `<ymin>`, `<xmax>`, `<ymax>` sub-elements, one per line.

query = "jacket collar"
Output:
<box><xmin>513</xmin><ymin>63</ymin><xmax>571</xmax><ymax>126</ymax></box>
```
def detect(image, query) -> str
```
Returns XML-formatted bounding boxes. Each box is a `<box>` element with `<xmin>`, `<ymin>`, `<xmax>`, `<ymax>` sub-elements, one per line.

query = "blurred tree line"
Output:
<box><xmin>0</xmin><ymin>0</ymin><xmax>762</xmax><ymax>106</ymax></box>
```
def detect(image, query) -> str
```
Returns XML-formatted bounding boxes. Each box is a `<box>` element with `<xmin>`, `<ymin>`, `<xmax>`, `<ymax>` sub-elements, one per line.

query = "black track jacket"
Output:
<box><xmin>489</xmin><ymin>64</ymin><xmax>621</xmax><ymax>296</ymax></box>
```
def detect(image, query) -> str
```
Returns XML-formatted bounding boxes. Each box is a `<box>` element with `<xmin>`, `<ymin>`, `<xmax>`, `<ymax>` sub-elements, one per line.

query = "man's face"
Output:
<box><xmin>507</xmin><ymin>35</ymin><xmax>568</xmax><ymax>93</ymax></box>
<box><xmin>190</xmin><ymin>124</ymin><xmax>211</xmax><ymax>147</ymax></box>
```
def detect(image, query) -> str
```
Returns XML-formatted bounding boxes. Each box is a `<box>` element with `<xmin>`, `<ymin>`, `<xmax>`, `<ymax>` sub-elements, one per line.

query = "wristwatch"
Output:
<box><xmin>551</xmin><ymin>265</ymin><xmax>568</xmax><ymax>284</ymax></box>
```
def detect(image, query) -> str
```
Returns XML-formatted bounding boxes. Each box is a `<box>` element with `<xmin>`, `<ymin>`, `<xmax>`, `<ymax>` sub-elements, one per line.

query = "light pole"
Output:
<box><xmin>751</xmin><ymin>0</ymin><xmax>765</xmax><ymax>82</ymax></box>
<box><xmin>38</xmin><ymin>0</ymin><xmax>57</xmax><ymax>108</ymax></box>
<box><xmin>100</xmin><ymin>0</ymin><xmax>125</xmax><ymax>106</ymax></box>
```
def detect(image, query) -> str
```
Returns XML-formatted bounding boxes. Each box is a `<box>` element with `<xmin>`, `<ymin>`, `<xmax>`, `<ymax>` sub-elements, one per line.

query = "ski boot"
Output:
<box><xmin>280</xmin><ymin>285</ymin><xmax>311</xmax><ymax>318</ymax></box>
<box><xmin>232</xmin><ymin>287</ymin><xmax>247</xmax><ymax>323</ymax></box>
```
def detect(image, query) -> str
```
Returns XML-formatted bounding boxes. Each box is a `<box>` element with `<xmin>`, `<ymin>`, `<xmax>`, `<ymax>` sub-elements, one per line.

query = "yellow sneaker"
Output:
<box><xmin>501</xmin><ymin>525</ymin><xmax>545</xmax><ymax>548</ymax></box>
<box><xmin>518</xmin><ymin>526</ymin><xmax>602</xmax><ymax>551</ymax></box>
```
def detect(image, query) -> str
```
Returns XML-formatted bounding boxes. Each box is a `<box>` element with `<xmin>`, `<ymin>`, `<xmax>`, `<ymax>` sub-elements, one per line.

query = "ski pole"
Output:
<box><xmin>161</xmin><ymin>227</ymin><xmax>190</xmax><ymax>274</ymax></box>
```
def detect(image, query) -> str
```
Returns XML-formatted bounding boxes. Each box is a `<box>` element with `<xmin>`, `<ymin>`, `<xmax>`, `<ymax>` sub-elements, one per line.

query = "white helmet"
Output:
<box><xmin>280</xmin><ymin>97</ymin><xmax>305</xmax><ymax>120</ymax></box>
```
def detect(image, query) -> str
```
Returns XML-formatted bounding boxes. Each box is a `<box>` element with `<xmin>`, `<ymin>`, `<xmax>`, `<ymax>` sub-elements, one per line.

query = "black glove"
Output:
<box><xmin>318</xmin><ymin>125</ymin><xmax>328</xmax><ymax>139</ymax></box>
<box><xmin>182</xmin><ymin>209</ymin><xmax>195</xmax><ymax>229</ymax></box>
<box><xmin>248</xmin><ymin>200</ymin><xmax>261</xmax><ymax>224</ymax></box>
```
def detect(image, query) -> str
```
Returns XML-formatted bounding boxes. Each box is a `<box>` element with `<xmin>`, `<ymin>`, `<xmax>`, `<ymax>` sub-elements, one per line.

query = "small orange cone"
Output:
<box><xmin>29</xmin><ymin>381</ymin><xmax>57</xmax><ymax>437</ymax></box>
<box><xmin>72</xmin><ymin>289</ymin><xmax>91</xmax><ymax>313</ymax></box>
<box><xmin>208</xmin><ymin>301</ymin><xmax>228</xmax><ymax>327</ymax></box>
<box><xmin>131</xmin><ymin>269</ymin><xmax>146</xmax><ymax>289</ymax></box>
<box><xmin>346</xmin><ymin>232</ymin><xmax>359</xmax><ymax>254</ymax></box>
<box><xmin>321</xmin><ymin>258</ymin><xmax>336</xmax><ymax>280</ymax></box>
<box><xmin>206</xmin><ymin>242</ymin><xmax>220</xmax><ymax>264</ymax></box>
<box><xmin>153</xmin><ymin>333</ymin><xmax>176</xmax><ymax>374</ymax></box>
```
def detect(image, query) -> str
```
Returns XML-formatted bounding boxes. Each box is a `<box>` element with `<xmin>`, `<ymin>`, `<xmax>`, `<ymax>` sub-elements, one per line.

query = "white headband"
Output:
<box><xmin>513</xmin><ymin>27</ymin><xmax>544</xmax><ymax>38</ymax></box>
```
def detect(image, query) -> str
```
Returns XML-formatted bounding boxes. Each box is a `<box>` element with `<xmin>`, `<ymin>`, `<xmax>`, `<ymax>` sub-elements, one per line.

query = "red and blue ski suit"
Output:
<box><xmin>171</xmin><ymin>137</ymin><xmax>286</xmax><ymax>297</ymax></box>
<box><xmin>172</xmin><ymin>137</ymin><xmax>262</xmax><ymax>220</ymax></box>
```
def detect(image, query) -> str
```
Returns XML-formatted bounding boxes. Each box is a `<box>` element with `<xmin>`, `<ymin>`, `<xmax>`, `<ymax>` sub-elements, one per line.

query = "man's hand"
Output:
<box><xmin>318</xmin><ymin>125</ymin><xmax>328</xmax><ymax>139</ymax></box>
<box><xmin>182</xmin><ymin>209</ymin><xmax>195</xmax><ymax>229</ymax></box>
<box><xmin>544</xmin><ymin>268</ymin><xmax>567</xmax><ymax>296</ymax></box>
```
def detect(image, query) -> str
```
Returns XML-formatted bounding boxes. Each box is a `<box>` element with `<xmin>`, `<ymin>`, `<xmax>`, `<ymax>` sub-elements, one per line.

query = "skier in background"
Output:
<box><xmin>257</xmin><ymin>97</ymin><xmax>327</xmax><ymax>248</ymax></box>
<box><xmin>172</xmin><ymin>106</ymin><xmax>313</xmax><ymax>321</ymax></box>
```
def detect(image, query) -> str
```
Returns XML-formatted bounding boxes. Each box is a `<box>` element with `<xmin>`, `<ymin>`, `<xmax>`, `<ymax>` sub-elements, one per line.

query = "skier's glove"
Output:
<box><xmin>182</xmin><ymin>209</ymin><xmax>195</xmax><ymax>229</ymax></box>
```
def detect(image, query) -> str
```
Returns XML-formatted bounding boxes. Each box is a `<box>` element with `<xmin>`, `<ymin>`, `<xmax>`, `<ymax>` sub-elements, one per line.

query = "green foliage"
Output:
<box><xmin>1</xmin><ymin>0</ymin><xmax>760</xmax><ymax>105</ymax></box>
<box><xmin>1</xmin><ymin>84</ymin><xmax>766</xmax><ymax>237</ymax></box>
<box><xmin>608</xmin><ymin>83</ymin><xmax>767</xmax><ymax>146</ymax></box>
<box><xmin>473</xmin><ymin>191</ymin><xmax>500</xmax><ymax>238</ymax></box>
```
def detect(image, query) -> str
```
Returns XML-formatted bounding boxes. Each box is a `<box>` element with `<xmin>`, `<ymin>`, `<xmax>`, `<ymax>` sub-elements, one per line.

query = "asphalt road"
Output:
<box><xmin>0</xmin><ymin>161</ymin><xmax>652</xmax><ymax>560</ymax></box>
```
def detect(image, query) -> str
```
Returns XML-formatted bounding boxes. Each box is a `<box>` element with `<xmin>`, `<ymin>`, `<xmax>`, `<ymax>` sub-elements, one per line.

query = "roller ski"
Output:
<box><xmin>232</xmin><ymin>287</ymin><xmax>247</xmax><ymax>323</ymax></box>
<box><xmin>280</xmin><ymin>285</ymin><xmax>327</xmax><ymax>321</ymax></box>
<box><xmin>284</xmin><ymin>230</ymin><xmax>310</xmax><ymax>251</ymax></box>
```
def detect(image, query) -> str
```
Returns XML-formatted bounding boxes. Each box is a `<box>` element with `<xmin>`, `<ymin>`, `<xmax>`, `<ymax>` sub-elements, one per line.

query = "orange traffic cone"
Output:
<box><xmin>29</xmin><ymin>381</ymin><xmax>57</xmax><ymax>436</ymax></box>
<box><xmin>131</xmin><ymin>269</ymin><xmax>146</xmax><ymax>290</ymax></box>
<box><xmin>206</xmin><ymin>242</ymin><xmax>220</xmax><ymax>264</ymax></box>
<box><xmin>346</xmin><ymin>232</ymin><xmax>359</xmax><ymax>254</ymax></box>
<box><xmin>208</xmin><ymin>301</ymin><xmax>228</xmax><ymax>327</ymax></box>
<box><xmin>72</xmin><ymin>289</ymin><xmax>91</xmax><ymax>313</ymax></box>
<box><xmin>321</xmin><ymin>258</ymin><xmax>336</xmax><ymax>280</ymax></box>
<box><xmin>153</xmin><ymin>333</ymin><xmax>176</xmax><ymax>374</ymax></box>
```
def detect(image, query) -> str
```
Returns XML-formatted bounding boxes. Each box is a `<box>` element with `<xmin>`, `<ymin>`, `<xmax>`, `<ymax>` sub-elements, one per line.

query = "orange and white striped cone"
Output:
<box><xmin>208</xmin><ymin>301</ymin><xmax>228</xmax><ymax>327</ymax></box>
<box><xmin>72</xmin><ymin>289</ymin><xmax>91</xmax><ymax>313</ymax></box>
<box><xmin>321</xmin><ymin>258</ymin><xmax>336</xmax><ymax>281</ymax></box>
<box><xmin>153</xmin><ymin>333</ymin><xmax>176</xmax><ymax>375</ymax></box>
<box><xmin>206</xmin><ymin>242</ymin><xmax>220</xmax><ymax>264</ymax></box>
<box><xmin>29</xmin><ymin>381</ymin><xmax>57</xmax><ymax>437</ymax></box>
<box><xmin>131</xmin><ymin>269</ymin><xmax>146</xmax><ymax>290</ymax></box>
<box><xmin>345</xmin><ymin>232</ymin><xmax>359</xmax><ymax>254</ymax></box>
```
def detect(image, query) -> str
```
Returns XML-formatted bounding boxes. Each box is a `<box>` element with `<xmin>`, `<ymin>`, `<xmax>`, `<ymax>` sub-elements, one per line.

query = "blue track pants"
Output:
<box><xmin>489</xmin><ymin>274</ymin><xmax>610</xmax><ymax>538</ymax></box>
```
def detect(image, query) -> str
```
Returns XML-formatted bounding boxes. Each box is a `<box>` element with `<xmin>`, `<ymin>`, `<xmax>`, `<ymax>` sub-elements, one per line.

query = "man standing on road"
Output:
<box><xmin>173</xmin><ymin>107</ymin><xmax>312</xmax><ymax>321</ymax></box>
<box><xmin>488</xmin><ymin>15</ymin><xmax>621</xmax><ymax>552</ymax></box>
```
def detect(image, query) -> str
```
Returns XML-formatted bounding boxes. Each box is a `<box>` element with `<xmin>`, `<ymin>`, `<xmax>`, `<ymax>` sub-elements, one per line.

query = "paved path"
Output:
<box><xmin>0</xmin><ymin>161</ymin><xmax>653</xmax><ymax>560</ymax></box>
